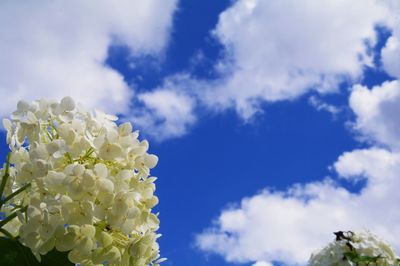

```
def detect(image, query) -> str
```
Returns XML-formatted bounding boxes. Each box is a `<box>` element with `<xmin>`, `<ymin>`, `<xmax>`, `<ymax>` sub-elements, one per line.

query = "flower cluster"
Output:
<box><xmin>308</xmin><ymin>231</ymin><xmax>400</xmax><ymax>266</ymax></box>
<box><xmin>0</xmin><ymin>97</ymin><xmax>165</xmax><ymax>265</ymax></box>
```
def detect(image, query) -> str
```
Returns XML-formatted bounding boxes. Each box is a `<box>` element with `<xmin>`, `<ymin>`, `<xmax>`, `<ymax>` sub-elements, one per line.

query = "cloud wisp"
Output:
<box><xmin>133</xmin><ymin>88</ymin><xmax>197</xmax><ymax>141</ymax></box>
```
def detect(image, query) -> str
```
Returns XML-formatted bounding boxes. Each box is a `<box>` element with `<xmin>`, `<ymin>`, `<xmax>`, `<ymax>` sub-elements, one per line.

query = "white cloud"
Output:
<box><xmin>196</xmin><ymin>148</ymin><xmax>400</xmax><ymax>265</ymax></box>
<box><xmin>381</xmin><ymin>0</ymin><xmax>400</xmax><ymax>79</ymax></box>
<box><xmin>382</xmin><ymin>36</ymin><xmax>400</xmax><ymax>79</ymax></box>
<box><xmin>349</xmin><ymin>80</ymin><xmax>400</xmax><ymax>149</ymax></box>
<box><xmin>128</xmin><ymin>74</ymin><xmax>199</xmax><ymax>141</ymax></box>
<box><xmin>0</xmin><ymin>0</ymin><xmax>176</xmax><ymax>116</ymax></box>
<box><xmin>200</xmin><ymin>0</ymin><xmax>391</xmax><ymax>118</ymax></box>
<box><xmin>252</xmin><ymin>261</ymin><xmax>273</xmax><ymax>266</ymax></box>
<box><xmin>308</xmin><ymin>95</ymin><xmax>341</xmax><ymax>116</ymax></box>
<box><xmin>133</xmin><ymin>87</ymin><xmax>197</xmax><ymax>141</ymax></box>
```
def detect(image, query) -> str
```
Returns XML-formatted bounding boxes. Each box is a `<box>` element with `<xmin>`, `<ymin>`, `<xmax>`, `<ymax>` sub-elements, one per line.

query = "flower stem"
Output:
<box><xmin>0</xmin><ymin>183</ymin><xmax>31</xmax><ymax>209</ymax></box>
<box><xmin>0</xmin><ymin>228</ymin><xmax>15</xmax><ymax>239</ymax></box>
<box><xmin>0</xmin><ymin>153</ymin><xmax>11</xmax><ymax>200</ymax></box>
<box><xmin>0</xmin><ymin>205</ymin><xmax>27</xmax><ymax>229</ymax></box>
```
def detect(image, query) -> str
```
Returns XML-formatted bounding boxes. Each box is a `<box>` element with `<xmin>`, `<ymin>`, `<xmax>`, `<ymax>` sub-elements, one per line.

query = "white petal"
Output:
<box><xmin>60</xmin><ymin>96</ymin><xmax>75</xmax><ymax>111</ymax></box>
<box><xmin>118</xmin><ymin>122</ymin><xmax>132</xmax><ymax>136</ymax></box>
<box><xmin>99</xmin><ymin>232</ymin><xmax>113</xmax><ymax>247</ymax></box>
<box><xmin>98</xmin><ymin>178</ymin><xmax>114</xmax><ymax>193</ymax></box>
<box><xmin>73</xmin><ymin>164</ymin><xmax>85</xmax><ymax>176</ymax></box>
<box><xmin>144</xmin><ymin>154</ymin><xmax>158</xmax><ymax>169</ymax></box>
<box><xmin>94</xmin><ymin>163</ymin><xmax>108</xmax><ymax>178</ymax></box>
<box><xmin>106</xmin><ymin>129</ymin><xmax>119</xmax><ymax>143</ymax></box>
<box><xmin>17</xmin><ymin>100</ymin><xmax>30</xmax><ymax>112</ymax></box>
<box><xmin>2</xmin><ymin>118</ymin><xmax>12</xmax><ymax>130</ymax></box>
<box><xmin>117</xmin><ymin>170</ymin><xmax>133</xmax><ymax>180</ymax></box>
<box><xmin>102</xmin><ymin>246</ymin><xmax>121</xmax><ymax>263</ymax></box>
<box><xmin>26</xmin><ymin>111</ymin><xmax>38</xmax><ymax>124</ymax></box>
<box><xmin>80</xmin><ymin>224</ymin><xmax>95</xmax><ymax>238</ymax></box>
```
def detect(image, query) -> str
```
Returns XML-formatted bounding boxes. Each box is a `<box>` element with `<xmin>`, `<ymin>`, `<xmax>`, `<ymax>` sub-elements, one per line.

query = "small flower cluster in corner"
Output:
<box><xmin>0</xmin><ymin>97</ymin><xmax>166</xmax><ymax>266</ymax></box>
<box><xmin>308</xmin><ymin>230</ymin><xmax>400</xmax><ymax>266</ymax></box>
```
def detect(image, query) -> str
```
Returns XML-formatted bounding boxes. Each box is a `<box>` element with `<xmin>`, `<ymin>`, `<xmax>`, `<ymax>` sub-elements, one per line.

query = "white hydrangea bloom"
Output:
<box><xmin>309</xmin><ymin>231</ymin><xmax>400</xmax><ymax>266</ymax></box>
<box><xmin>0</xmin><ymin>97</ymin><xmax>164</xmax><ymax>265</ymax></box>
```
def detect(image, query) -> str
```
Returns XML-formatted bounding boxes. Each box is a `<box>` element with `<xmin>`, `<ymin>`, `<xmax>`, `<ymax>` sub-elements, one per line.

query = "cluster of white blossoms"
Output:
<box><xmin>308</xmin><ymin>231</ymin><xmax>400</xmax><ymax>266</ymax></box>
<box><xmin>0</xmin><ymin>97</ymin><xmax>165</xmax><ymax>265</ymax></box>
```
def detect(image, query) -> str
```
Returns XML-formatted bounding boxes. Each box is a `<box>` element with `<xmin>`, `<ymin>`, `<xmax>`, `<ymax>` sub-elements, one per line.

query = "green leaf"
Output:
<box><xmin>355</xmin><ymin>255</ymin><xmax>380</xmax><ymax>263</ymax></box>
<box><xmin>0</xmin><ymin>237</ymin><xmax>73</xmax><ymax>266</ymax></box>
<box><xmin>343</xmin><ymin>251</ymin><xmax>358</xmax><ymax>260</ymax></box>
<box><xmin>344</xmin><ymin>250</ymin><xmax>384</xmax><ymax>264</ymax></box>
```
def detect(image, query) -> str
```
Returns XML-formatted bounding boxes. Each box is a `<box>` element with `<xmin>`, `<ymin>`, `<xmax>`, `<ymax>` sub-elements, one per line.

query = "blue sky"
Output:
<box><xmin>1</xmin><ymin>1</ymin><xmax>400</xmax><ymax>265</ymax></box>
